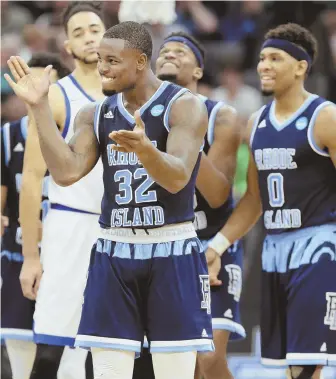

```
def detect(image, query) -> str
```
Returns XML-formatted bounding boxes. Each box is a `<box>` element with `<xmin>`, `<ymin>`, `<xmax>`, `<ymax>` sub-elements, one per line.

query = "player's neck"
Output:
<box><xmin>274</xmin><ymin>84</ymin><xmax>310</xmax><ymax>116</ymax></box>
<box><xmin>123</xmin><ymin>70</ymin><xmax>162</xmax><ymax>109</ymax></box>
<box><xmin>72</xmin><ymin>61</ymin><xmax>101</xmax><ymax>90</ymax></box>
<box><xmin>186</xmin><ymin>82</ymin><xmax>197</xmax><ymax>94</ymax></box>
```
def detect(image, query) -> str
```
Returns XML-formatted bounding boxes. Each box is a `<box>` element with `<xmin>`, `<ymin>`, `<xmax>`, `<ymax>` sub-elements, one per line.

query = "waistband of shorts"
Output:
<box><xmin>265</xmin><ymin>222</ymin><xmax>336</xmax><ymax>243</ymax></box>
<box><xmin>98</xmin><ymin>222</ymin><xmax>197</xmax><ymax>244</ymax></box>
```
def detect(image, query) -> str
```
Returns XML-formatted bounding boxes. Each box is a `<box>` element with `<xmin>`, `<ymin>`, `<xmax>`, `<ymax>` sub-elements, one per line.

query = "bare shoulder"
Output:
<box><xmin>216</xmin><ymin>104</ymin><xmax>238</xmax><ymax>126</ymax></box>
<box><xmin>315</xmin><ymin>102</ymin><xmax>336</xmax><ymax>145</ymax></box>
<box><xmin>244</xmin><ymin>108</ymin><xmax>264</xmax><ymax>143</ymax></box>
<box><xmin>73</xmin><ymin>102</ymin><xmax>97</xmax><ymax>130</ymax></box>
<box><xmin>315</xmin><ymin>103</ymin><xmax>336</xmax><ymax>128</ymax></box>
<box><xmin>169</xmin><ymin>91</ymin><xmax>208</xmax><ymax>128</ymax></box>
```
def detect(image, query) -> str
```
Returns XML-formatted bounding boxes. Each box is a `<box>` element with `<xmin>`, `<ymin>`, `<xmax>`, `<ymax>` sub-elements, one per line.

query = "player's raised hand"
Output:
<box><xmin>4</xmin><ymin>56</ymin><xmax>53</xmax><ymax>106</ymax></box>
<box><xmin>109</xmin><ymin>110</ymin><xmax>150</xmax><ymax>153</ymax></box>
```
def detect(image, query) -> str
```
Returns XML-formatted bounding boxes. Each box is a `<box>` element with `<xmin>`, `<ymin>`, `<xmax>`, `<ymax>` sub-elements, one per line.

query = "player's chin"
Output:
<box><xmin>260</xmin><ymin>85</ymin><xmax>275</xmax><ymax>97</ymax></box>
<box><xmin>83</xmin><ymin>53</ymin><xmax>99</xmax><ymax>64</ymax></box>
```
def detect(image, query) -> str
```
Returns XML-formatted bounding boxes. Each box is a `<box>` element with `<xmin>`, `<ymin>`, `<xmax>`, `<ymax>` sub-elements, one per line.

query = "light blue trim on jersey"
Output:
<box><xmin>20</xmin><ymin>116</ymin><xmax>28</xmax><ymax>140</ymax></box>
<box><xmin>212</xmin><ymin>318</ymin><xmax>246</xmax><ymax>337</ymax></box>
<box><xmin>57</xmin><ymin>83</ymin><xmax>71</xmax><ymax>138</ymax></box>
<box><xmin>1</xmin><ymin>328</ymin><xmax>34</xmax><ymax>342</ymax></box>
<box><xmin>163</xmin><ymin>87</ymin><xmax>190</xmax><ymax>132</ymax></box>
<box><xmin>68</xmin><ymin>74</ymin><xmax>95</xmax><ymax>102</ymax></box>
<box><xmin>96</xmin><ymin>239</ymin><xmax>202</xmax><ymax>260</ymax></box>
<box><xmin>3</xmin><ymin>122</ymin><xmax>11</xmax><ymax>166</ymax></box>
<box><xmin>262</xmin><ymin>223</ymin><xmax>336</xmax><ymax>273</ymax></box>
<box><xmin>307</xmin><ymin>101</ymin><xmax>333</xmax><ymax>157</ymax></box>
<box><xmin>34</xmin><ymin>332</ymin><xmax>75</xmax><ymax>347</ymax></box>
<box><xmin>249</xmin><ymin>105</ymin><xmax>267</xmax><ymax>147</ymax></box>
<box><xmin>286</xmin><ymin>353</ymin><xmax>329</xmax><ymax>366</ymax></box>
<box><xmin>94</xmin><ymin>99</ymin><xmax>105</xmax><ymax>144</ymax></box>
<box><xmin>117</xmin><ymin>81</ymin><xmax>170</xmax><ymax>124</ymax></box>
<box><xmin>1</xmin><ymin>250</ymin><xmax>24</xmax><ymax>262</ymax></box>
<box><xmin>269</xmin><ymin>93</ymin><xmax>318</xmax><ymax>131</ymax></box>
<box><xmin>75</xmin><ymin>335</ymin><xmax>142</xmax><ymax>354</ymax></box>
<box><xmin>207</xmin><ymin>101</ymin><xmax>224</xmax><ymax>146</ymax></box>
<box><xmin>150</xmin><ymin>340</ymin><xmax>214</xmax><ymax>353</ymax></box>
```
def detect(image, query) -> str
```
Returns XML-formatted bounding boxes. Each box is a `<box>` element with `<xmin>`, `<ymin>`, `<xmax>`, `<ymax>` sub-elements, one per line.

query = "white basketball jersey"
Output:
<box><xmin>48</xmin><ymin>74</ymin><xmax>103</xmax><ymax>213</ymax></box>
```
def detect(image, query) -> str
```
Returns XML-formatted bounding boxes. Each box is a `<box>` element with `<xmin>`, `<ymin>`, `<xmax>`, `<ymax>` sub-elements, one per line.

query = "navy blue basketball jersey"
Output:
<box><xmin>1</xmin><ymin>118</ymin><xmax>49</xmax><ymax>256</ymax></box>
<box><xmin>251</xmin><ymin>94</ymin><xmax>336</xmax><ymax>234</ymax></box>
<box><xmin>194</xmin><ymin>97</ymin><xmax>234</xmax><ymax>240</ymax></box>
<box><xmin>94</xmin><ymin>81</ymin><xmax>201</xmax><ymax>229</ymax></box>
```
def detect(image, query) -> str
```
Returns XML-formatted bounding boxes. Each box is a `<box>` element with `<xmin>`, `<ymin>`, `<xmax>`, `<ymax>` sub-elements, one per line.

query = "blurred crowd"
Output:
<box><xmin>2</xmin><ymin>0</ymin><xmax>336</xmax><ymax>127</ymax></box>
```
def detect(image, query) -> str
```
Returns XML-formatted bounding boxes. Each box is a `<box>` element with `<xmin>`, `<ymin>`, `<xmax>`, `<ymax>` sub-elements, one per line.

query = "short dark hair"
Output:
<box><xmin>62</xmin><ymin>1</ymin><xmax>104</xmax><ymax>32</ymax></box>
<box><xmin>28</xmin><ymin>52</ymin><xmax>70</xmax><ymax>79</ymax></box>
<box><xmin>165</xmin><ymin>31</ymin><xmax>205</xmax><ymax>63</ymax></box>
<box><xmin>103</xmin><ymin>21</ymin><xmax>153</xmax><ymax>59</ymax></box>
<box><xmin>264</xmin><ymin>23</ymin><xmax>318</xmax><ymax>65</ymax></box>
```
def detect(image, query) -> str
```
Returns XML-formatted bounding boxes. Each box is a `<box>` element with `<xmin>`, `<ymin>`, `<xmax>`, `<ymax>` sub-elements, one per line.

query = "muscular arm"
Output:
<box><xmin>314</xmin><ymin>103</ymin><xmax>336</xmax><ymax>167</ymax></box>
<box><xmin>20</xmin><ymin>85</ymin><xmax>62</xmax><ymax>259</ymax></box>
<box><xmin>219</xmin><ymin>113</ymin><xmax>262</xmax><ymax>244</ymax></box>
<box><xmin>196</xmin><ymin>105</ymin><xmax>241</xmax><ymax>208</ymax></box>
<box><xmin>30</xmin><ymin>98</ymin><xmax>99</xmax><ymax>186</ymax></box>
<box><xmin>136</xmin><ymin>92</ymin><xmax>208</xmax><ymax>193</ymax></box>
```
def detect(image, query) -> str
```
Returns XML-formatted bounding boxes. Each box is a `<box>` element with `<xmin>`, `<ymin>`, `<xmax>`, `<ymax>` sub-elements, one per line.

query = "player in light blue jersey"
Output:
<box><xmin>207</xmin><ymin>23</ymin><xmax>336</xmax><ymax>379</ymax></box>
<box><xmin>6</xmin><ymin>21</ymin><xmax>211</xmax><ymax>379</ymax></box>
<box><xmin>156</xmin><ymin>32</ymin><xmax>244</xmax><ymax>379</ymax></box>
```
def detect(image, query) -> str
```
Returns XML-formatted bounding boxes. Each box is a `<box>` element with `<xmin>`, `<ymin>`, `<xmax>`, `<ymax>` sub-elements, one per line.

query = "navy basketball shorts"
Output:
<box><xmin>75</xmin><ymin>223</ymin><xmax>214</xmax><ymax>355</ymax></box>
<box><xmin>261</xmin><ymin>223</ymin><xmax>336</xmax><ymax>367</ymax></box>
<box><xmin>1</xmin><ymin>253</ymin><xmax>35</xmax><ymax>341</ymax></box>
<box><xmin>201</xmin><ymin>238</ymin><xmax>246</xmax><ymax>340</ymax></box>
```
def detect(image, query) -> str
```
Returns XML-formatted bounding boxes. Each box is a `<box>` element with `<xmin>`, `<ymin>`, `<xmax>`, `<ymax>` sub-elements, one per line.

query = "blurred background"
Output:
<box><xmin>1</xmin><ymin>1</ymin><xmax>336</xmax><ymax>378</ymax></box>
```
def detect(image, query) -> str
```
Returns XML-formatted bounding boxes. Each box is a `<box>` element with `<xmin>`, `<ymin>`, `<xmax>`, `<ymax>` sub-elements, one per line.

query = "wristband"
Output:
<box><xmin>208</xmin><ymin>233</ymin><xmax>231</xmax><ymax>256</ymax></box>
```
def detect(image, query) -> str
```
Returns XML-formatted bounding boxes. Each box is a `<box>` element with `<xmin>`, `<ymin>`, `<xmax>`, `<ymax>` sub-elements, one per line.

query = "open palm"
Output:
<box><xmin>5</xmin><ymin>56</ymin><xmax>53</xmax><ymax>106</ymax></box>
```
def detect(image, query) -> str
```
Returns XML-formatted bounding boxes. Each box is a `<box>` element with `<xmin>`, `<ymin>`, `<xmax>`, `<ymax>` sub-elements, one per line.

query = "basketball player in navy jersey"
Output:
<box><xmin>17</xmin><ymin>2</ymin><xmax>105</xmax><ymax>378</ymax></box>
<box><xmin>156</xmin><ymin>32</ymin><xmax>245</xmax><ymax>379</ymax></box>
<box><xmin>6</xmin><ymin>21</ymin><xmax>212</xmax><ymax>379</ymax></box>
<box><xmin>206</xmin><ymin>23</ymin><xmax>336</xmax><ymax>379</ymax></box>
<box><xmin>1</xmin><ymin>53</ymin><xmax>69</xmax><ymax>379</ymax></box>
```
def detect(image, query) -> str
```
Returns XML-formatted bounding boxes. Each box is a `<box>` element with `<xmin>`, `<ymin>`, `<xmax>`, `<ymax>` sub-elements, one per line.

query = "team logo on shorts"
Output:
<box><xmin>199</xmin><ymin>275</ymin><xmax>211</xmax><ymax>314</ymax></box>
<box><xmin>324</xmin><ymin>292</ymin><xmax>336</xmax><ymax>330</ymax></box>
<box><xmin>225</xmin><ymin>264</ymin><xmax>242</xmax><ymax>302</ymax></box>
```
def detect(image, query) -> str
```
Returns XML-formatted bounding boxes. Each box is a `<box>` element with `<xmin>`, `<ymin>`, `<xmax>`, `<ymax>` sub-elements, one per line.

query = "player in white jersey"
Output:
<box><xmin>1</xmin><ymin>52</ymin><xmax>70</xmax><ymax>379</ymax></box>
<box><xmin>17</xmin><ymin>2</ymin><xmax>105</xmax><ymax>378</ymax></box>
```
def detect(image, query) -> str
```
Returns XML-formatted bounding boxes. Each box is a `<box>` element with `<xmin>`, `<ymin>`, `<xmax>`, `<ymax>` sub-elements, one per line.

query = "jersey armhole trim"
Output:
<box><xmin>163</xmin><ymin>88</ymin><xmax>190</xmax><ymax>132</ymax></box>
<box><xmin>94</xmin><ymin>99</ymin><xmax>105</xmax><ymax>144</ymax></box>
<box><xmin>307</xmin><ymin>101</ymin><xmax>333</xmax><ymax>157</ymax></box>
<box><xmin>207</xmin><ymin>101</ymin><xmax>225</xmax><ymax>146</ymax></box>
<box><xmin>56</xmin><ymin>83</ymin><xmax>71</xmax><ymax>139</ymax></box>
<box><xmin>20</xmin><ymin>116</ymin><xmax>28</xmax><ymax>141</ymax></box>
<box><xmin>3</xmin><ymin>122</ymin><xmax>11</xmax><ymax>166</ymax></box>
<box><xmin>250</xmin><ymin>105</ymin><xmax>267</xmax><ymax>147</ymax></box>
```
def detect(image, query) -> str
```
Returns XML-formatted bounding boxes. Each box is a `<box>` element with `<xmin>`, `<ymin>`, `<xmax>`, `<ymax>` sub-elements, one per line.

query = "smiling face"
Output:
<box><xmin>97</xmin><ymin>37</ymin><xmax>147</xmax><ymax>96</ymax></box>
<box><xmin>156</xmin><ymin>41</ymin><xmax>202</xmax><ymax>87</ymax></box>
<box><xmin>257</xmin><ymin>47</ymin><xmax>308</xmax><ymax>96</ymax></box>
<box><xmin>64</xmin><ymin>11</ymin><xmax>105</xmax><ymax>64</ymax></box>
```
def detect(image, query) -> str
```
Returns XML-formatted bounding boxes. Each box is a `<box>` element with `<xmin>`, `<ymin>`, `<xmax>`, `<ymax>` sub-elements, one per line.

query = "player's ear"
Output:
<box><xmin>295</xmin><ymin>60</ymin><xmax>308</xmax><ymax>78</ymax></box>
<box><xmin>137</xmin><ymin>53</ymin><xmax>148</xmax><ymax>71</ymax></box>
<box><xmin>193</xmin><ymin>67</ymin><xmax>203</xmax><ymax>81</ymax></box>
<box><xmin>64</xmin><ymin>39</ymin><xmax>72</xmax><ymax>56</ymax></box>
